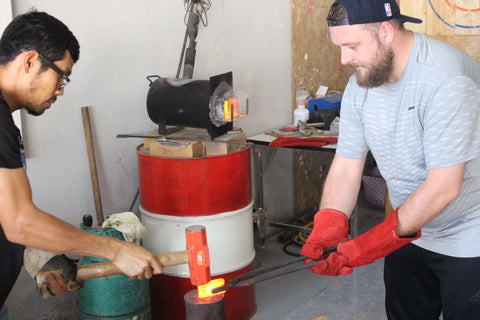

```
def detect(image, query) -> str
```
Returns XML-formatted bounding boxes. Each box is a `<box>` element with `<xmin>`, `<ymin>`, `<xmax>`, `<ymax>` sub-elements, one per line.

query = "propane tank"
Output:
<box><xmin>78</xmin><ymin>217</ymin><xmax>151</xmax><ymax>320</ymax></box>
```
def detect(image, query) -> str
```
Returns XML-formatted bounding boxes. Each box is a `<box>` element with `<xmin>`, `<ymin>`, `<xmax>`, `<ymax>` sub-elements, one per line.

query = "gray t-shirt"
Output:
<box><xmin>337</xmin><ymin>32</ymin><xmax>480</xmax><ymax>257</ymax></box>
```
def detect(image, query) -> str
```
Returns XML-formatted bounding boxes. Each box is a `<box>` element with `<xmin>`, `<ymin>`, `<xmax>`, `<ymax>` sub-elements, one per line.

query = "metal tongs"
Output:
<box><xmin>155</xmin><ymin>137</ymin><xmax>190</xmax><ymax>145</ymax></box>
<box><xmin>116</xmin><ymin>133</ymin><xmax>190</xmax><ymax>145</ymax></box>
<box><xmin>211</xmin><ymin>246</ymin><xmax>337</xmax><ymax>293</ymax></box>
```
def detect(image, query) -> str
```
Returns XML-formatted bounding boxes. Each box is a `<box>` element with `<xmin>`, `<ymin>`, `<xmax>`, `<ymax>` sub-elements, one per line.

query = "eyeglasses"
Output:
<box><xmin>38</xmin><ymin>53</ymin><xmax>71</xmax><ymax>89</ymax></box>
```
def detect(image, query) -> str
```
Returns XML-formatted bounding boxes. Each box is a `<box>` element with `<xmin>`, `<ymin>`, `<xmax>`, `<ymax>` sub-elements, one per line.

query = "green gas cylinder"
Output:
<box><xmin>78</xmin><ymin>221</ymin><xmax>151</xmax><ymax>320</ymax></box>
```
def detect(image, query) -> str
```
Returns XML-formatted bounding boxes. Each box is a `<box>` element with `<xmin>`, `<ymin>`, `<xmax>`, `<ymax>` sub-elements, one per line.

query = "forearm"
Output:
<box><xmin>306</xmin><ymin>164</ymin><xmax>465</xmax><ymax>276</ymax></box>
<box><xmin>396</xmin><ymin>163</ymin><xmax>464</xmax><ymax>236</ymax></box>
<box><xmin>320</xmin><ymin>154</ymin><xmax>366</xmax><ymax>218</ymax></box>
<box><xmin>0</xmin><ymin>168</ymin><xmax>163</xmax><ymax>278</ymax></box>
<box><xmin>8</xmin><ymin>205</ymin><xmax>120</xmax><ymax>261</ymax></box>
<box><xmin>9</xmin><ymin>206</ymin><xmax>162</xmax><ymax>278</ymax></box>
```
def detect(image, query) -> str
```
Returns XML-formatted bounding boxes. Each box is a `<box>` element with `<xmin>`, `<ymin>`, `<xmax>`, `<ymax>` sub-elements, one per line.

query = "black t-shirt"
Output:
<box><xmin>0</xmin><ymin>92</ymin><xmax>25</xmax><ymax>309</ymax></box>
<box><xmin>0</xmin><ymin>92</ymin><xmax>22</xmax><ymax>169</ymax></box>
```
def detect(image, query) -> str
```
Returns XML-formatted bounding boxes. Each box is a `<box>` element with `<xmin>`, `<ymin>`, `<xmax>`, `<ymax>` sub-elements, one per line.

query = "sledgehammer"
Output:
<box><xmin>35</xmin><ymin>225</ymin><xmax>210</xmax><ymax>291</ymax></box>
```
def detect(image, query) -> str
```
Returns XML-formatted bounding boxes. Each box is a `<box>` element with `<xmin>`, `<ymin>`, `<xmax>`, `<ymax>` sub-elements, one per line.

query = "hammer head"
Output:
<box><xmin>185</xmin><ymin>225</ymin><xmax>211</xmax><ymax>286</ymax></box>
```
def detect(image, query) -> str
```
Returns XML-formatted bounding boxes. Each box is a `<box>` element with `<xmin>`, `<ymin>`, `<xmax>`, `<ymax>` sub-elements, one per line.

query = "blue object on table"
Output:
<box><xmin>307</xmin><ymin>92</ymin><xmax>343</xmax><ymax>113</ymax></box>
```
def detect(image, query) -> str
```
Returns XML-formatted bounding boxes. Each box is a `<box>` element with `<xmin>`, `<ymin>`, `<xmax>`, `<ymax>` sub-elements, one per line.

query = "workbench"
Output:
<box><xmin>247</xmin><ymin>131</ymin><xmax>359</xmax><ymax>240</ymax></box>
<box><xmin>246</xmin><ymin>132</ymin><xmax>337</xmax><ymax>150</ymax></box>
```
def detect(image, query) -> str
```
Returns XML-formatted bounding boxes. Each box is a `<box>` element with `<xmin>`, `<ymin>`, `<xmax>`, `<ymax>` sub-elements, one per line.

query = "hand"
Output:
<box><xmin>301</xmin><ymin>208</ymin><xmax>349</xmax><ymax>260</ymax></box>
<box><xmin>308</xmin><ymin>209</ymin><xmax>421</xmax><ymax>276</ymax></box>
<box><xmin>110</xmin><ymin>240</ymin><xmax>163</xmax><ymax>280</ymax></box>
<box><xmin>309</xmin><ymin>252</ymin><xmax>352</xmax><ymax>276</ymax></box>
<box><xmin>36</xmin><ymin>255</ymin><xmax>83</xmax><ymax>298</ymax></box>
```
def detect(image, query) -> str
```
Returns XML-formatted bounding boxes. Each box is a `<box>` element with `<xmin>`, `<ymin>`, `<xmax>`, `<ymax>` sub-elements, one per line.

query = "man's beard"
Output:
<box><xmin>355</xmin><ymin>44</ymin><xmax>394</xmax><ymax>88</ymax></box>
<box><xmin>24</xmin><ymin>83</ymin><xmax>55</xmax><ymax>116</ymax></box>
<box><xmin>25</xmin><ymin>105</ymin><xmax>45</xmax><ymax>116</ymax></box>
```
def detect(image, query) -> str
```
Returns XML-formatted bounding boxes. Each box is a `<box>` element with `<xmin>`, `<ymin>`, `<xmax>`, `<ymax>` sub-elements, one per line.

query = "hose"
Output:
<box><xmin>281</xmin><ymin>222</ymin><xmax>313</xmax><ymax>257</ymax></box>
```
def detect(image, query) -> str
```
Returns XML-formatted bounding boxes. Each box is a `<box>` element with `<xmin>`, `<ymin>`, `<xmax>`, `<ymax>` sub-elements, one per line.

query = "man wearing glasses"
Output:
<box><xmin>0</xmin><ymin>11</ymin><xmax>163</xmax><ymax>313</ymax></box>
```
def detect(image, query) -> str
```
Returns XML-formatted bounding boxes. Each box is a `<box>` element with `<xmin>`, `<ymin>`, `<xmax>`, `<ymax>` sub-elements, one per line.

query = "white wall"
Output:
<box><xmin>0</xmin><ymin>1</ymin><xmax>11</xmax><ymax>30</ymax></box>
<box><xmin>0</xmin><ymin>1</ymin><xmax>22</xmax><ymax>130</ymax></box>
<box><xmin>10</xmin><ymin>0</ymin><xmax>292</xmax><ymax>226</ymax></box>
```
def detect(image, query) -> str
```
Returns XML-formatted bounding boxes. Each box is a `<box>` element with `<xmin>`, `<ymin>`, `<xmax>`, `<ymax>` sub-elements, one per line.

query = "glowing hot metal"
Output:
<box><xmin>197</xmin><ymin>278</ymin><xmax>226</xmax><ymax>299</ymax></box>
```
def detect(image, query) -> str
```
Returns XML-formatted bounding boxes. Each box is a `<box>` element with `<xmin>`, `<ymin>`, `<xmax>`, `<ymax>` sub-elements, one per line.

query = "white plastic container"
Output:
<box><xmin>293</xmin><ymin>103</ymin><xmax>309</xmax><ymax>126</ymax></box>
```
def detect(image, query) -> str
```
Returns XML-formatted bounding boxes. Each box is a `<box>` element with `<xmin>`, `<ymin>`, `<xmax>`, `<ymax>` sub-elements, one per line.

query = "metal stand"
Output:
<box><xmin>252</xmin><ymin>144</ymin><xmax>277</xmax><ymax>247</ymax></box>
<box><xmin>249</xmin><ymin>137</ymin><xmax>360</xmax><ymax>240</ymax></box>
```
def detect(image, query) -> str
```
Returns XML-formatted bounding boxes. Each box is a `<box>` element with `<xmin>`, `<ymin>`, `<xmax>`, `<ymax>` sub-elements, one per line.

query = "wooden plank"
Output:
<box><xmin>401</xmin><ymin>0</ymin><xmax>480</xmax><ymax>39</ymax></box>
<box><xmin>399</xmin><ymin>0</ymin><xmax>428</xmax><ymax>34</ymax></box>
<box><xmin>143</xmin><ymin>127</ymin><xmax>248</xmax><ymax>157</ymax></box>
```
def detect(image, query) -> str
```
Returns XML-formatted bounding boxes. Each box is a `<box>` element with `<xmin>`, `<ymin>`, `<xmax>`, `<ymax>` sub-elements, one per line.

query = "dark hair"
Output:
<box><xmin>0</xmin><ymin>10</ymin><xmax>80</xmax><ymax>67</ymax></box>
<box><xmin>327</xmin><ymin>3</ymin><xmax>348</xmax><ymax>22</ymax></box>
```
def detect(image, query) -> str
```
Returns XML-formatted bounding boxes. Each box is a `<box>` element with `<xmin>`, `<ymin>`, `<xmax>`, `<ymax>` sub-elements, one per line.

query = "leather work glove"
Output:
<box><xmin>36</xmin><ymin>254</ymin><xmax>82</xmax><ymax>298</ymax></box>
<box><xmin>24</xmin><ymin>248</ymin><xmax>82</xmax><ymax>298</ymax></box>
<box><xmin>309</xmin><ymin>208</ymin><xmax>421</xmax><ymax>276</ymax></box>
<box><xmin>301</xmin><ymin>208</ymin><xmax>349</xmax><ymax>260</ymax></box>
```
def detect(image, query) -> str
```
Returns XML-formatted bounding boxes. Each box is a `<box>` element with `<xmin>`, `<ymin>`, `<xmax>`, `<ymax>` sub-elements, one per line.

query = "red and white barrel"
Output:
<box><xmin>137</xmin><ymin>143</ymin><xmax>256</xmax><ymax>320</ymax></box>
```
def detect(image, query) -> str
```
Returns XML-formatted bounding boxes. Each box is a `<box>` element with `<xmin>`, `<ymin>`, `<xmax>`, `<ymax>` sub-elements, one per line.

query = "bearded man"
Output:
<box><xmin>301</xmin><ymin>1</ymin><xmax>480</xmax><ymax>319</ymax></box>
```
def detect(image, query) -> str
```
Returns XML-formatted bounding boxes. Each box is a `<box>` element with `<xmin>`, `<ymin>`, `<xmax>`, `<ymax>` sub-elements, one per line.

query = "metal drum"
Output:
<box><xmin>137</xmin><ymin>143</ymin><xmax>256</xmax><ymax>320</ymax></box>
<box><xmin>78</xmin><ymin>227</ymin><xmax>151</xmax><ymax>320</ymax></box>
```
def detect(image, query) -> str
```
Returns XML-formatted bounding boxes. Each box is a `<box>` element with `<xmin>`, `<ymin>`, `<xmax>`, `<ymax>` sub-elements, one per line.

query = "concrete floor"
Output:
<box><xmin>3</xmin><ymin>268</ymin><xmax>79</xmax><ymax>319</ymax></box>
<box><xmin>3</xmin><ymin>197</ymin><xmax>386</xmax><ymax>320</ymax></box>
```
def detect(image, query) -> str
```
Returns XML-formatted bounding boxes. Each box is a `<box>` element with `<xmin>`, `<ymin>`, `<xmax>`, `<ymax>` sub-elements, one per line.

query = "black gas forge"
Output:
<box><xmin>146</xmin><ymin>71</ymin><xmax>246</xmax><ymax>139</ymax></box>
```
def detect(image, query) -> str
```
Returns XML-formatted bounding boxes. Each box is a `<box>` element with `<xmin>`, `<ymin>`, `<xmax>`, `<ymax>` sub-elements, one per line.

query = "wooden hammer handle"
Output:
<box><xmin>36</xmin><ymin>250</ymin><xmax>188</xmax><ymax>286</ymax></box>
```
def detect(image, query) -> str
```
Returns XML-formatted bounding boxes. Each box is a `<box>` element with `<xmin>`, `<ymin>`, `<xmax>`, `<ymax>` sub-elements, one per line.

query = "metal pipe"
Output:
<box><xmin>183</xmin><ymin>11</ymin><xmax>199</xmax><ymax>79</ymax></box>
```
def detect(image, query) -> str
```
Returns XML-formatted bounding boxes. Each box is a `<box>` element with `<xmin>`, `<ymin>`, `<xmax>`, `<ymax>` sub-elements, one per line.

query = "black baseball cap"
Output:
<box><xmin>328</xmin><ymin>0</ymin><xmax>422</xmax><ymax>26</ymax></box>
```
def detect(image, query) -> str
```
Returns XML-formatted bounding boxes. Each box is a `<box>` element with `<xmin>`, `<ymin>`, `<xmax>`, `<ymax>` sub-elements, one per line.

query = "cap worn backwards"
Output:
<box><xmin>328</xmin><ymin>0</ymin><xmax>422</xmax><ymax>27</ymax></box>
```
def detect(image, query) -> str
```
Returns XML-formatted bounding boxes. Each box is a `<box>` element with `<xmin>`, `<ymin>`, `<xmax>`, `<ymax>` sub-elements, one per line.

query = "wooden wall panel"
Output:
<box><xmin>401</xmin><ymin>0</ymin><xmax>480</xmax><ymax>62</ymax></box>
<box><xmin>291</xmin><ymin>0</ymin><xmax>353</xmax><ymax>108</ymax></box>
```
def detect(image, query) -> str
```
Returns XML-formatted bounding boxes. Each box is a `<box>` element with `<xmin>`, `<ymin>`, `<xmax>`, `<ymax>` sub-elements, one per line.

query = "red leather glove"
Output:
<box><xmin>301</xmin><ymin>208</ymin><xmax>349</xmax><ymax>260</ymax></box>
<box><xmin>309</xmin><ymin>208</ymin><xmax>421</xmax><ymax>276</ymax></box>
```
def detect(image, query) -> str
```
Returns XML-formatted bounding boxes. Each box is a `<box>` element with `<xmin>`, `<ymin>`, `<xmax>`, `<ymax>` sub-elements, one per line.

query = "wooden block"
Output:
<box><xmin>205</xmin><ymin>130</ymin><xmax>247</xmax><ymax>156</ymax></box>
<box><xmin>149</xmin><ymin>140</ymin><xmax>204</xmax><ymax>158</ymax></box>
<box><xmin>167</xmin><ymin>127</ymin><xmax>211</xmax><ymax>141</ymax></box>
<box><xmin>143</xmin><ymin>130</ymin><xmax>158</xmax><ymax>150</ymax></box>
